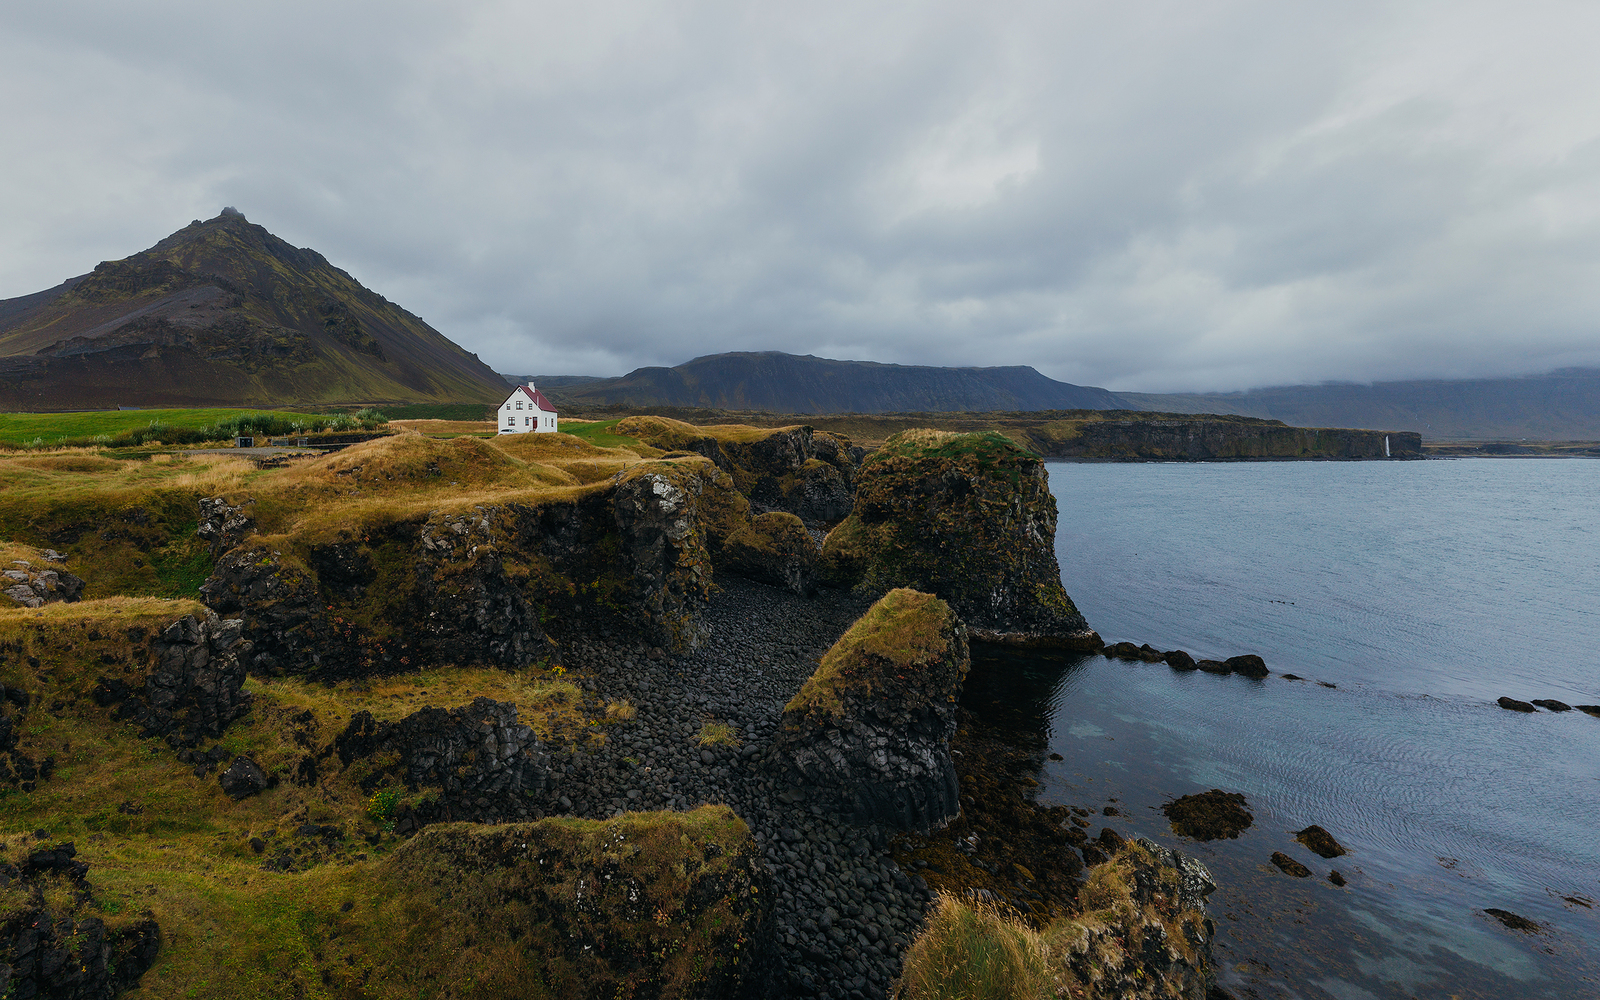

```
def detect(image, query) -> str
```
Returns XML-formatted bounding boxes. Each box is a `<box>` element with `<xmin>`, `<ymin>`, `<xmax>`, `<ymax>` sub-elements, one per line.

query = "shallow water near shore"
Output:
<box><xmin>966</xmin><ymin>460</ymin><xmax>1600</xmax><ymax>999</ymax></box>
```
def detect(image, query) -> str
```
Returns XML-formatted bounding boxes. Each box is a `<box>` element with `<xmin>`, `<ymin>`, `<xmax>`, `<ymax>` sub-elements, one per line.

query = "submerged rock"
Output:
<box><xmin>1270</xmin><ymin>851</ymin><xmax>1312</xmax><ymax>878</ymax></box>
<box><xmin>1163</xmin><ymin>789</ymin><xmax>1253</xmax><ymax>841</ymax></box>
<box><xmin>1195</xmin><ymin>659</ymin><xmax>1230</xmax><ymax>674</ymax></box>
<box><xmin>821</xmin><ymin>430</ymin><xmax>1099</xmax><ymax>650</ymax></box>
<box><xmin>1294</xmin><ymin>824</ymin><xmax>1348</xmax><ymax>858</ymax></box>
<box><xmin>1484</xmin><ymin>907</ymin><xmax>1543</xmax><ymax>933</ymax></box>
<box><xmin>1328</xmin><ymin>870</ymin><xmax>1348</xmax><ymax>887</ymax></box>
<box><xmin>775</xmin><ymin>588</ymin><xmax>969</xmax><ymax>833</ymax></box>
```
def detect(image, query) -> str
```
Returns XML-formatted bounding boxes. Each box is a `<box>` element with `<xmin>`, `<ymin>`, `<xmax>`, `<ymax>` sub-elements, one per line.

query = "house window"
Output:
<box><xmin>516</xmin><ymin>401</ymin><xmax>523</xmax><ymax>409</ymax></box>
<box><xmin>525</xmin><ymin>416</ymin><xmax>531</xmax><ymax>426</ymax></box>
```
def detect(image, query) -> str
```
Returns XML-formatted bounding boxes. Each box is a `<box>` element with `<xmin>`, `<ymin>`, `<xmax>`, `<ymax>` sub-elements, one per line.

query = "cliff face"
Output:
<box><xmin>1024</xmin><ymin>417</ymin><xmax>1422</xmax><ymax>461</ymax></box>
<box><xmin>776</xmin><ymin>589</ymin><xmax>969</xmax><ymax>833</ymax></box>
<box><xmin>199</xmin><ymin>460</ymin><xmax>742</xmax><ymax>678</ymax></box>
<box><xmin>822</xmin><ymin>430</ymin><xmax>1099</xmax><ymax>649</ymax></box>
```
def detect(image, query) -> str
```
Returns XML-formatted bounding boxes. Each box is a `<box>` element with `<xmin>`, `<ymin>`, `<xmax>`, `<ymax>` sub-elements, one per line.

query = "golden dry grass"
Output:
<box><xmin>387</xmin><ymin>418</ymin><xmax>497</xmax><ymax>434</ymax></box>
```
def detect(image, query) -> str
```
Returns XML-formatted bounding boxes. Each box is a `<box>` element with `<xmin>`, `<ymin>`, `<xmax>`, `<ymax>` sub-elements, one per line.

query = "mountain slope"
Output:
<box><xmin>1116</xmin><ymin>368</ymin><xmax>1600</xmax><ymax>440</ymax></box>
<box><xmin>0</xmin><ymin>209</ymin><xmax>508</xmax><ymax>409</ymax></box>
<box><xmin>538</xmin><ymin>352</ymin><xmax>1125</xmax><ymax>413</ymax></box>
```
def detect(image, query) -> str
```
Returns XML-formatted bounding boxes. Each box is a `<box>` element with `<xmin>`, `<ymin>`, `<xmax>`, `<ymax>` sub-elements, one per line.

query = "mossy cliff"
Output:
<box><xmin>776</xmin><ymin>589</ymin><xmax>969</xmax><ymax>833</ymax></box>
<box><xmin>822</xmin><ymin>431</ymin><xmax>1099</xmax><ymax>649</ymax></box>
<box><xmin>1027</xmin><ymin>416</ymin><xmax>1422</xmax><ymax>461</ymax></box>
<box><xmin>341</xmin><ymin>807</ymin><xmax>771</xmax><ymax>999</ymax></box>
<box><xmin>199</xmin><ymin>445</ymin><xmax>746</xmax><ymax>675</ymax></box>
<box><xmin>721</xmin><ymin>512</ymin><xmax>820</xmax><ymax>596</ymax></box>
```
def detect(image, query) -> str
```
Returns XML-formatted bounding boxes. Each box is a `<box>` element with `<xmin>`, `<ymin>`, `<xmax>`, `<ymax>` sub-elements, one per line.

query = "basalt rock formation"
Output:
<box><xmin>614</xmin><ymin>417</ymin><xmax>860</xmax><ymax>526</ymax></box>
<box><xmin>90</xmin><ymin>611</ymin><xmax>253</xmax><ymax>748</ymax></box>
<box><xmin>821</xmin><ymin>430</ymin><xmax>1099</xmax><ymax>649</ymax></box>
<box><xmin>330</xmin><ymin>697</ymin><xmax>549</xmax><ymax>828</ymax></box>
<box><xmin>199</xmin><ymin>461</ymin><xmax>739</xmax><ymax>678</ymax></box>
<box><xmin>360</xmin><ymin>807</ymin><xmax>772</xmax><ymax>999</ymax></box>
<box><xmin>775</xmin><ymin>588</ymin><xmax>969</xmax><ymax>833</ymax></box>
<box><xmin>0</xmin><ymin>842</ymin><xmax>161</xmax><ymax>998</ymax></box>
<box><xmin>721</xmin><ymin>512</ymin><xmax>821</xmax><ymax>596</ymax></box>
<box><xmin>1</xmin><ymin>559</ymin><xmax>84</xmax><ymax>609</ymax></box>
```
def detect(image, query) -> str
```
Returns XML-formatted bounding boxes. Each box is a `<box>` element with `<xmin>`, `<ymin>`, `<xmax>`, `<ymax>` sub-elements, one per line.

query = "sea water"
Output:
<box><xmin>965</xmin><ymin>459</ymin><xmax>1600</xmax><ymax>999</ymax></box>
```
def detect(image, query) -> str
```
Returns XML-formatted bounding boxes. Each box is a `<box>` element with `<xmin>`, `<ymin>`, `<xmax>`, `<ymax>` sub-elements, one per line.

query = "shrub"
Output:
<box><xmin>895</xmin><ymin>894</ymin><xmax>1053</xmax><ymax>1000</ymax></box>
<box><xmin>695</xmin><ymin>721</ymin><xmax>741</xmax><ymax>748</ymax></box>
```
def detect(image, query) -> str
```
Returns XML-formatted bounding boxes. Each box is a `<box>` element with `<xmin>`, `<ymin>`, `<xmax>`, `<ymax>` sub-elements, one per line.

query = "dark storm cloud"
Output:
<box><xmin>3</xmin><ymin>0</ymin><xmax>1599</xmax><ymax>390</ymax></box>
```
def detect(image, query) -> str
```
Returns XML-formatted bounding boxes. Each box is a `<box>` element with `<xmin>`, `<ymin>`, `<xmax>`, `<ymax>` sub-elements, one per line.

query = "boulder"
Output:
<box><xmin>1270</xmin><ymin>851</ymin><xmax>1312</xmax><ymax>877</ymax></box>
<box><xmin>1224</xmin><ymin>654</ymin><xmax>1269</xmax><ymax>678</ymax></box>
<box><xmin>775</xmin><ymin>588</ymin><xmax>969</xmax><ymax>833</ymax></box>
<box><xmin>361</xmin><ymin>807</ymin><xmax>771</xmax><ymax>999</ymax></box>
<box><xmin>1105</xmin><ymin>641</ymin><xmax>1143</xmax><ymax>660</ymax></box>
<box><xmin>719</xmin><ymin>511</ymin><xmax>821</xmax><ymax>595</ymax></box>
<box><xmin>219</xmin><ymin>755</ymin><xmax>271</xmax><ymax>799</ymax></box>
<box><xmin>1195</xmin><ymin>659</ymin><xmax>1230</xmax><ymax>674</ymax></box>
<box><xmin>821</xmin><ymin>430</ymin><xmax>1099</xmax><ymax>650</ymax></box>
<box><xmin>1496</xmin><ymin>696</ymin><xmax>1537</xmax><ymax>713</ymax></box>
<box><xmin>1531</xmin><ymin>699</ymin><xmax>1571</xmax><ymax>712</ymax></box>
<box><xmin>1577</xmin><ymin>705</ymin><xmax>1600</xmax><ymax>718</ymax></box>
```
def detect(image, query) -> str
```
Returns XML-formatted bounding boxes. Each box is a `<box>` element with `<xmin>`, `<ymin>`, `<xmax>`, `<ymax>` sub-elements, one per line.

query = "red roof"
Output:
<box><xmin>509</xmin><ymin>384</ymin><xmax>558</xmax><ymax>413</ymax></box>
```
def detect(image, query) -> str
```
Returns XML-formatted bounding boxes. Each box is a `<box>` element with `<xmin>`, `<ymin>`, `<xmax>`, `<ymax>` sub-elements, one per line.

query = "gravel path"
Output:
<box><xmin>547</xmin><ymin>578</ymin><xmax>940</xmax><ymax>1000</ymax></box>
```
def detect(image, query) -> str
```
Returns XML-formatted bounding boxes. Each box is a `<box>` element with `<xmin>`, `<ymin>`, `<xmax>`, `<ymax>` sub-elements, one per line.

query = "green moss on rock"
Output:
<box><xmin>721</xmin><ymin>512</ymin><xmax>819</xmax><ymax>595</ymax></box>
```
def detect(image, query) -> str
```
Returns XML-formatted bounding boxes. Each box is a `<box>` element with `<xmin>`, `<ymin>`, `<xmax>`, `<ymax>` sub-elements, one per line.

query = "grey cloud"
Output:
<box><xmin>3</xmin><ymin>0</ymin><xmax>1598</xmax><ymax>390</ymax></box>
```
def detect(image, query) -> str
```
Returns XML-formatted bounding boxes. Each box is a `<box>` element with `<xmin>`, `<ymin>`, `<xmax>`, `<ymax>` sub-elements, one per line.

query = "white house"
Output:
<box><xmin>497</xmin><ymin>383</ymin><xmax>559</xmax><ymax>434</ymax></box>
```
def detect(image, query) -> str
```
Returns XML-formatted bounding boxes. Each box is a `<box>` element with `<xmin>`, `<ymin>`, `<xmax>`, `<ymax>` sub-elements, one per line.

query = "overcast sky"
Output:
<box><xmin>3</xmin><ymin>1</ymin><xmax>1599</xmax><ymax>391</ymax></box>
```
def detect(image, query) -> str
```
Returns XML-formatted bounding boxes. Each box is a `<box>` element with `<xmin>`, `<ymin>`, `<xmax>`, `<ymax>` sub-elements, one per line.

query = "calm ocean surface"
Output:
<box><xmin>966</xmin><ymin>459</ymin><xmax>1600</xmax><ymax>999</ymax></box>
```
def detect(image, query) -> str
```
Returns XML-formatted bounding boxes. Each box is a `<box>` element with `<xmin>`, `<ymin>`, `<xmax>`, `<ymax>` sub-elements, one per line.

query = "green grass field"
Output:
<box><xmin>0</xmin><ymin>408</ymin><xmax>320</xmax><ymax>446</ymax></box>
<box><xmin>560</xmin><ymin>418</ymin><xmax>646</xmax><ymax>449</ymax></box>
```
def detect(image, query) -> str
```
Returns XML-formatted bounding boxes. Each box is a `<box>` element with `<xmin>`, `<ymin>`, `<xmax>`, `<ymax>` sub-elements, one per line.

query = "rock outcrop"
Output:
<box><xmin>0</xmin><ymin>682</ymin><xmax>51</xmax><ymax>793</ymax></box>
<box><xmin>362</xmin><ymin>807</ymin><xmax>771</xmax><ymax>999</ymax></box>
<box><xmin>775</xmin><ymin>588</ymin><xmax>969</xmax><ymax>833</ymax></box>
<box><xmin>199</xmin><ymin>462</ymin><xmax>737</xmax><ymax>678</ymax></box>
<box><xmin>332</xmin><ymin>697</ymin><xmax>549</xmax><ymax>827</ymax></box>
<box><xmin>91</xmin><ymin>611</ymin><xmax>253</xmax><ymax>748</ymax></box>
<box><xmin>1</xmin><ymin>559</ymin><xmax>84</xmax><ymax>609</ymax></box>
<box><xmin>614</xmin><ymin>416</ymin><xmax>860</xmax><ymax>525</ymax></box>
<box><xmin>0</xmin><ymin>842</ymin><xmax>161</xmax><ymax>999</ymax></box>
<box><xmin>821</xmin><ymin>430</ymin><xmax>1099</xmax><ymax>649</ymax></box>
<box><xmin>721</xmin><ymin>511</ymin><xmax>821</xmax><ymax>595</ymax></box>
<box><xmin>196</xmin><ymin>496</ymin><xmax>254</xmax><ymax>557</ymax></box>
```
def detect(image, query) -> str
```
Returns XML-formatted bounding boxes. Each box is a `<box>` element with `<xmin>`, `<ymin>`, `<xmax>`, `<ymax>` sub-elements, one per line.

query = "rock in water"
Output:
<box><xmin>1531</xmin><ymin>699</ymin><xmax>1572</xmax><ymax>712</ymax></box>
<box><xmin>1496</xmin><ymin>696</ymin><xmax>1537</xmax><ymax>713</ymax></box>
<box><xmin>720</xmin><ymin>511</ymin><xmax>821</xmax><ymax>595</ymax></box>
<box><xmin>1224</xmin><ymin>654</ymin><xmax>1269</xmax><ymax>678</ymax></box>
<box><xmin>775</xmin><ymin>588</ymin><xmax>969</xmax><ymax>832</ymax></box>
<box><xmin>1294</xmin><ymin>824</ymin><xmax>1348</xmax><ymax>858</ymax></box>
<box><xmin>820</xmin><ymin>429</ymin><xmax>1100</xmax><ymax>649</ymax></box>
<box><xmin>1270</xmin><ymin>851</ymin><xmax>1312</xmax><ymax>877</ymax></box>
<box><xmin>1163</xmin><ymin>789</ymin><xmax>1254</xmax><ymax>840</ymax></box>
<box><xmin>1484</xmin><ymin>908</ymin><xmax>1543</xmax><ymax>933</ymax></box>
<box><xmin>1164</xmin><ymin>649</ymin><xmax>1197</xmax><ymax>670</ymax></box>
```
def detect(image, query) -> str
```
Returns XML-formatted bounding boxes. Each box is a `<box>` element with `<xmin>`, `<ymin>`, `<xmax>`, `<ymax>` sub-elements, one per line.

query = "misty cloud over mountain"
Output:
<box><xmin>4</xmin><ymin>1</ymin><xmax>1599</xmax><ymax>391</ymax></box>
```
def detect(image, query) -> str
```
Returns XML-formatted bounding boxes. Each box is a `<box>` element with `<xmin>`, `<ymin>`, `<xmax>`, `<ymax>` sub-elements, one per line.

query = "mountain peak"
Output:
<box><xmin>0</xmin><ymin>216</ymin><xmax>507</xmax><ymax>408</ymax></box>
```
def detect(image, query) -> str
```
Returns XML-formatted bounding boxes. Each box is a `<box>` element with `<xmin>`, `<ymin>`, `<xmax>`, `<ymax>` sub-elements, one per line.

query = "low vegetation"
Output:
<box><xmin>784</xmin><ymin>588</ymin><xmax>956</xmax><ymax>722</ymax></box>
<box><xmin>0</xmin><ymin>408</ymin><xmax>387</xmax><ymax>450</ymax></box>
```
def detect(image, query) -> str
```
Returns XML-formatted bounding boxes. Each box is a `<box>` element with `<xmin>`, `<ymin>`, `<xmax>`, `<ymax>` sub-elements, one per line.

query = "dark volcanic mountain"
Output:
<box><xmin>532</xmin><ymin>352</ymin><xmax>1125</xmax><ymax>413</ymax></box>
<box><xmin>0</xmin><ymin>210</ymin><xmax>508</xmax><ymax>409</ymax></box>
<box><xmin>1117</xmin><ymin>368</ymin><xmax>1600</xmax><ymax>440</ymax></box>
